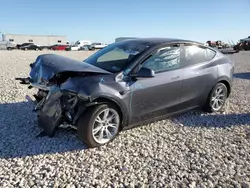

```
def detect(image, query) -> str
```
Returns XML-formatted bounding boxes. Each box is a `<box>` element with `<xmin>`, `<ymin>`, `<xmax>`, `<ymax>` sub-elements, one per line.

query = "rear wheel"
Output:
<box><xmin>204</xmin><ymin>83</ymin><xmax>228</xmax><ymax>112</ymax></box>
<box><xmin>77</xmin><ymin>104</ymin><xmax>121</xmax><ymax>148</ymax></box>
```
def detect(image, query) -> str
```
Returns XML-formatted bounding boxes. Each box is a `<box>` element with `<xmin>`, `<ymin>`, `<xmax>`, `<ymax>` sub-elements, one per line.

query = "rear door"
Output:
<box><xmin>129</xmin><ymin>44</ymin><xmax>183</xmax><ymax>121</ymax></box>
<box><xmin>179</xmin><ymin>44</ymin><xmax>218</xmax><ymax>107</ymax></box>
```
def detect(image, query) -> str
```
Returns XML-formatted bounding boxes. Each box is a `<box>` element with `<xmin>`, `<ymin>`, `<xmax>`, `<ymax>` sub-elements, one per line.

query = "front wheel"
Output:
<box><xmin>204</xmin><ymin>83</ymin><xmax>228</xmax><ymax>113</ymax></box>
<box><xmin>77</xmin><ymin>104</ymin><xmax>121</xmax><ymax>148</ymax></box>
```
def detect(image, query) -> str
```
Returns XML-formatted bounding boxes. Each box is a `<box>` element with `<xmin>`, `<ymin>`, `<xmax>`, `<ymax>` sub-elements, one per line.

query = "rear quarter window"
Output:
<box><xmin>182</xmin><ymin>45</ymin><xmax>216</xmax><ymax>67</ymax></box>
<box><xmin>205</xmin><ymin>48</ymin><xmax>216</xmax><ymax>61</ymax></box>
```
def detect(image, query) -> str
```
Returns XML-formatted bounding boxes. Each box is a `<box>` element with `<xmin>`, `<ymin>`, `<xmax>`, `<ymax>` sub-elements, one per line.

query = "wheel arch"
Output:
<box><xmin>91</xmin><ymin>96</ymin><xmax>129</xmax><ymax>128</ymax></box>
<box><xmin>216</xmin><ymin>77</ymin><xmax>232</xmax><ymax>97</ymax></box>
<box><xmin>203</xmin><ymin>77</ymin><xmax>232</xmax><ymax>107</ymax></box>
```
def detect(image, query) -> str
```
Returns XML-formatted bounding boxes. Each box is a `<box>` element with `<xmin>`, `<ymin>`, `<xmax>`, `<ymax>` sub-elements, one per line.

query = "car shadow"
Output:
<box><xmin>0</xmin><ymin>101</ymin><xmax>87</xmax><ymax>159</ymax></box>
<box><xmin>172</xmin><ymin>111</ymin><xmax>250</xmax><ymax>128</ymax></box>
<box><xmin>127</xmin><ymin>109</ymin><xmax>250</xmax><ymax>131</ymax></box>
<box><xmin>1</xmin><ymin>101</ymin><xmax>249</xmax><ymax>159</ymax></box>
<box><xmin>234</xmin><ymin>72</ymin><xmax>250</xmax><ymax>80</ymax></box>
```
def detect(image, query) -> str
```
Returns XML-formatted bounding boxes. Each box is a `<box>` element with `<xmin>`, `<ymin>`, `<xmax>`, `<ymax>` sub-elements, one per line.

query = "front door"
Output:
<box><xmin>128</xmin><ymin>44</ymin><xmax>183</xmax><ymax>122</ymax></box>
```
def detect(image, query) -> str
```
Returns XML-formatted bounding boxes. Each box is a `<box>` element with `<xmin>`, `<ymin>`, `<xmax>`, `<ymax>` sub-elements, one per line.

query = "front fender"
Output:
<box><xmin>61</xmin><ymin>77</ymin><xmax>130</xmax><ymax>127</ymax></box>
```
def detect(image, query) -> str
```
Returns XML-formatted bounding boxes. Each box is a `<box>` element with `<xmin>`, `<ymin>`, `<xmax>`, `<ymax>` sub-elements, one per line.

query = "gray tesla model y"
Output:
<box><xmin>17</xmin><ymin>38</ymin><xmax>234</xmax><ymax>147</ymax></box>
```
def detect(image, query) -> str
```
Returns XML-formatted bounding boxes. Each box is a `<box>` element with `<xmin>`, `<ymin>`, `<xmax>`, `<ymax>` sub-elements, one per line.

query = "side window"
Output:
<box><xmin>142</xmin><ymin>45</ymin><xmax>180</xmax><ymax>73</ymax></box>
<box><xmin>182</xmin><ymin>45</ymin><xmax>215</xmax><ymax>67</ymax></box>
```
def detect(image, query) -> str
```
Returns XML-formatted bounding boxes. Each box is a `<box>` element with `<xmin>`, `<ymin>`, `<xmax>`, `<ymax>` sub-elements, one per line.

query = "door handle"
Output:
<box><xmin>171</xmin><ymin>76</ymin><xmax>180</xmax><ymax>80</ymax></box>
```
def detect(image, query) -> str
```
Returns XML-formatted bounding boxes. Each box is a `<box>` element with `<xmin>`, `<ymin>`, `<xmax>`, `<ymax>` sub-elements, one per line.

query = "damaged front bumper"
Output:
<box><xmin>17</xmin><ymin>76</ymin><xmax>92</xmax><ymax>137</ymax></box>
<box><xmin>36</xmin><ymin>86</ymin><xmax>63</xmax><ymax>136</ymax></box>
<box><xmin>32</xmin><ymin>85</ymin><xmax>98</xmax><ymax>136</ymax></box>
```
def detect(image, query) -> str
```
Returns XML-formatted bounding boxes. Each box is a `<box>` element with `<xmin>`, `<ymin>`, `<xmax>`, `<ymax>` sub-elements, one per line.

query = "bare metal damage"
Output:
<box><xmin>16</xmin><ymin>54</ymin><xmax>129</xmax><ymax>136</ymax></box>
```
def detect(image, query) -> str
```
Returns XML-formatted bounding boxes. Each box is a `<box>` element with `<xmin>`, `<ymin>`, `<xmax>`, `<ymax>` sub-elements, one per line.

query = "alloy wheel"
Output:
<box><xmin>92</xmin><ymin>108</ymin><xmax>120</xmax><ymax>144</ymax></box>
<box><xmin>210</xmin><ymin>86</ymin><xmax>226</xmax><ymax>111</ymax></box>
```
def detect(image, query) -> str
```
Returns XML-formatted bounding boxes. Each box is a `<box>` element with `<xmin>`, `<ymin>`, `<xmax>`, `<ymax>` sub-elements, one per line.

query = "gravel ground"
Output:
<box><xmin>0</xmin><ymin>50</ymin><xmax>250</xmax><ymax>188</ymax></box>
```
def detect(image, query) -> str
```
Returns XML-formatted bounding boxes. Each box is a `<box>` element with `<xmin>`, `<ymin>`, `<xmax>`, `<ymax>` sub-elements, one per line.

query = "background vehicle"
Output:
<box><xmin>89</xmin><ymin>43</ymin><xmax>107</xmax><ymax>50</ymax></box>
<box><xmin>17</xmin><ymin>43</ymin><xmax>34</xmax><ymax>49</ymax></box>
<box><xmin>206</xmin><ymin>40</ymin><xmax>231</xmax><ymax>49</ymax></box>
<box><xmin>234</xmin><ymin>37</ymin><xmax>250</xmax><ymax>51</ymax></box>
<box><xmin>206</xmin><ymin>40</ymin><xmax>239</xmax><ymax>54</ymax></box>
<box><xmin>20</xmin><ymin>43</ymin><xmax>43</xmax><ymax>51</ymax></box>
<box><xmin>0</xmin><ymin>41</ymin><xmax>16</xmax><ymax>50</ymax></box>
<box><xmin>67</xmin><ymin>40</ymin><xmax>92</xmax><ymax>51</ymax></box>
<box><xmin>17</xmin><ymin>38</ymin><xmax>234</xmax><ymax>148</ymax></box>
<box><xmin>79</xmin><ymin>45</ymin><xmax>91</xmax><ymax>51</ymax></box>
<box><xmin>51</xmin><ymin>44</ymin><xmax>69</xmax><ymax>51</ymax></box>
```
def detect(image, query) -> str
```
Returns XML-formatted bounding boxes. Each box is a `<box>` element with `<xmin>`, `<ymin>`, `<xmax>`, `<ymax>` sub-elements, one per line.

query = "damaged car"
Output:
<box><xmin>16</xmin><ymin>38</ymin><xmax>234</xmax><ymax>147</ymax></box>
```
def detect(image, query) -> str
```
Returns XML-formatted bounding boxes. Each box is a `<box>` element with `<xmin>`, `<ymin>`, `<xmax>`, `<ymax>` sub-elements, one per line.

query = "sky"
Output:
<box><xmin>0</xmin><ymin>0</ymin><xmax>249</xmax><ymax>44</ymax></box>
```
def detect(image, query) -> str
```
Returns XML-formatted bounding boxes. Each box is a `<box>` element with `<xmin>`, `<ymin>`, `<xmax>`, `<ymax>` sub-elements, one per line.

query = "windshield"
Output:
<box><xmin>83</xmin><ymin>41</ymin><xmax>150</xmax><ymax>73</ymax></box>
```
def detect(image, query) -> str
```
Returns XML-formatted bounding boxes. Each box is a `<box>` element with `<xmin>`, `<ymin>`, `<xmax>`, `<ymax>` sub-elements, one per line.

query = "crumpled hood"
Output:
<box><xmin>29</xmin><ymin>54</ymin><xmax>112</xmax><ymax>85</ymax></box>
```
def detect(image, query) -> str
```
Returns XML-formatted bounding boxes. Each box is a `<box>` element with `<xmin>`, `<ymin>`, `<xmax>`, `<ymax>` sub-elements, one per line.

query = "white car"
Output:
<box><xmin>89</xmin><ymin>43</ymin><xmax>107</xmax><ymax>50</ymax></box>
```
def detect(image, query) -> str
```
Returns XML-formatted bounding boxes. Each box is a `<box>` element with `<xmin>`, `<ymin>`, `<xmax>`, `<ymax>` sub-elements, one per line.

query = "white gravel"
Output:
<box><xmin>0</xmin><ymin>50</ymin><xmax>250</xmax><ymax>188</ymax></box>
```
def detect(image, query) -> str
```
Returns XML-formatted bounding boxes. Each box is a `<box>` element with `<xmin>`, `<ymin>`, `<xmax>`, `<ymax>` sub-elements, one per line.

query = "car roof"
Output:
<box><xmin>121</xmin><ymin>37</ymin><xmax>203</xmax><ymax>46</ymax></box>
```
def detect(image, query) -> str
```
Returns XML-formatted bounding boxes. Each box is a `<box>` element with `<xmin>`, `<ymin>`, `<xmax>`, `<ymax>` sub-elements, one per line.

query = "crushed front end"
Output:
<box><xmin>16</xmin><ymin>54</ymin><xmax>111</xmax><ymax>136</ymax></box>
<box><xmin>35</xmin><ymin>86</ymin><xmax>88</xmax><ymax>136</ymax></box>
<box><xmin>17</xmin><ymin>80</ymin><xmax>90</xmax><ymax>136</ymax></box>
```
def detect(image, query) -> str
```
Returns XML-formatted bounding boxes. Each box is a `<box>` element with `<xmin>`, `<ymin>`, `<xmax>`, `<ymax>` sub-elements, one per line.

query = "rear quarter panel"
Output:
<box><xmin>180</xmin><ymin>60</ymin><xmax>218</xmax><ymax>105</ymax></box>
<box><xmin>216</xmin><ymin>54</ymin><xmax>234</xmax><ymax>82</ymax></box>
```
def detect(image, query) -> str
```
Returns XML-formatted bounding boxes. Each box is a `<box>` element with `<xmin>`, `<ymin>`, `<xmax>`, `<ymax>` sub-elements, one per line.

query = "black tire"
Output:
<box><xmin>203</xmin><ymin>83</ymin><xmax>228</xmax><ymax>113</ymax></box>
<box><xmin>77</xmin><ymin>103</ymin><xmax>121</xmax><ymax>148</ymax></box>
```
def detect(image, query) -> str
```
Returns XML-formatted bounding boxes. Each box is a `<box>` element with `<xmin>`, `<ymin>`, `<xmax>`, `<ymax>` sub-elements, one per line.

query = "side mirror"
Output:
<box><xmin>136</xmin><ymin>67</ymin><xmax>155</xmax><ymax>78</ymax></box>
